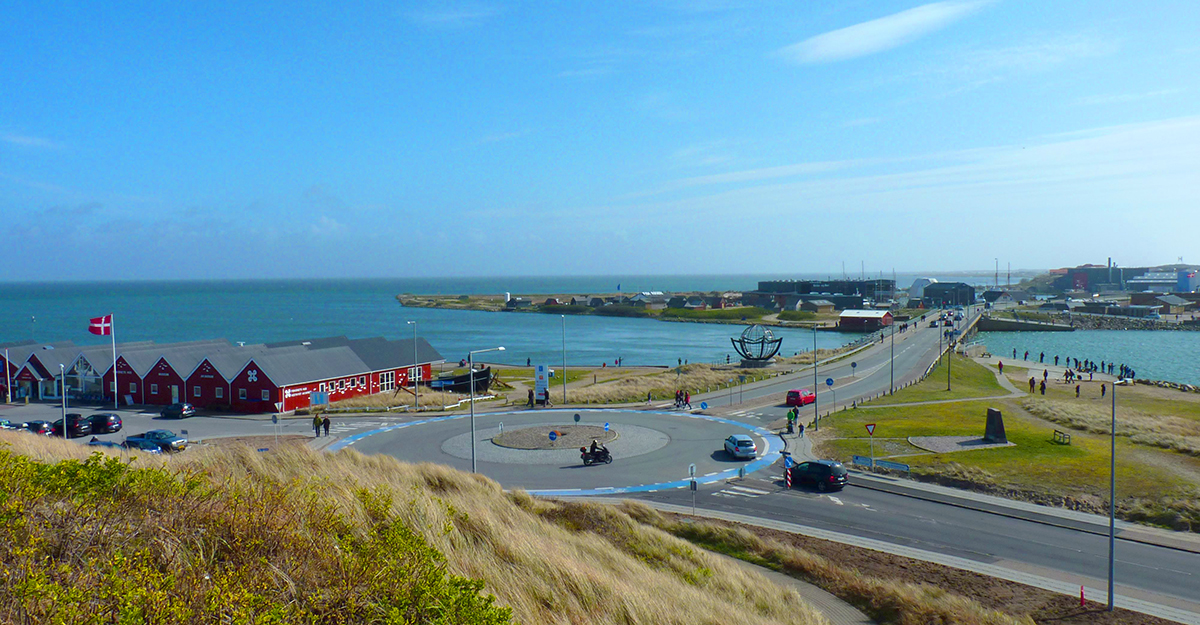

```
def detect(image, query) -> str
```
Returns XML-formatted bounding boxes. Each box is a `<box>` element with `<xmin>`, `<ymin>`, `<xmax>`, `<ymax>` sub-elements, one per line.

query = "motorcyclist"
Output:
<box><xmin>589</xmin><ymin>439</ymin><xmax>601</xmax><ymax>455</ymax></box>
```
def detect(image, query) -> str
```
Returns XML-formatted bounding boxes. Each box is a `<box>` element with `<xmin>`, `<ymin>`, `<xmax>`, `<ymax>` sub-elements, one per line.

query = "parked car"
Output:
<box><xmin>24</xmin><ymin>420</ymin><xmax>55</xmax><ymax>435</ymax></box>
<box><xmin>723</xmin><ymin>434</ymin><xmax>758</xmax><ymax>459</ymax></box>
<box><xmin>52</xmin><ymin>414</ymin><xmax>93</xmax><ymax>438</ymax></box>
<box><xmin>788</xmin><ymin>460</ymin><xmax>848</xmax><ymax>492</ymax></box>
<box><xmin>160</xmin><ymin>403</ymin><xmax>195</xmax><ymax>419</ymax></box>
<box><xmin>0</xmin><ymin>418</ymin><xmax>24</xmax><ymax>431</ymax></box>
<box><xmin>120</xmin><ymin>439</ymin><xmax>164</xmax><ymax>454</ymax></box>
<box><xmin>785</xmin><ymin>389</ymin><xmax>816</xmax><ymax>407</ymax></box>
<box><xmin>87</xmin><ymin>438</ymin><xmax>125</xmax><ymax>451</ymax></box>
<box><xmin>88</xmin><ymin>412</ymin><xmax>123</xmax><ymax>434</ymax></box>
<box><xmin>125</xmin><ymin>430</ymin><xmax>187</xmax><ymax>452</ymax></box>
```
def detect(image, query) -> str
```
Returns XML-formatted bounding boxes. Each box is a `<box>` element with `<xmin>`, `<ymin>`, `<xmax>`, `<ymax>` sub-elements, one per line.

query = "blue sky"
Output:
<box><xmin>2</xmin><ymin>1</ymin><xmax>1198</xmax><ymax>280</ymax></box>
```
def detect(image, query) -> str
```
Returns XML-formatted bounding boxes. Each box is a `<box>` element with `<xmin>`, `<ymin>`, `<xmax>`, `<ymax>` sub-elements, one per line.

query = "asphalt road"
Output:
<box><xmin>632</xmin><ymin>476</ymin><xmax>1200</xmax><ymax>611</ymax></box>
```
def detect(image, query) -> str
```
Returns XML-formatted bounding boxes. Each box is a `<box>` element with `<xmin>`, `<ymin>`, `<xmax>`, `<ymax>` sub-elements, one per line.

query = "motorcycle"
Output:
<box><xmin>580</xmin><ymin>446</ymin><xmax>612</xmax><ymax>466</ymax></box>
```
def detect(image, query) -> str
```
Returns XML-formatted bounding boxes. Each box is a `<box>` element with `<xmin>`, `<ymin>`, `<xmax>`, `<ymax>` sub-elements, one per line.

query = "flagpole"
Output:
<box><xmin>111</xmin><ymin>314</ymin><xmax>118</xmax><ymax>410</ymax></box>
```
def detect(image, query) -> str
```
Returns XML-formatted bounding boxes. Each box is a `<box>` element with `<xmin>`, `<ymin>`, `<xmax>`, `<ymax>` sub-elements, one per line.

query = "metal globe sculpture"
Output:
<box><xmin>731</xmin><ymin>325</ymin><xmax>782</xmax><ymax>361</ymax></box>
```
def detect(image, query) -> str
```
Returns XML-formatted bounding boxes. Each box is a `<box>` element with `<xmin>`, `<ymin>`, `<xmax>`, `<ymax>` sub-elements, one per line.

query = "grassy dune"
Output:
<box><xmin>567</xmin><ymin>363</ymin><xmax>782</xmax><ymax>404</ymax></box>
<box><xmin>0</xmin><ymin>433</ymin><xmax>827</xmax><ymax>625</ymax></box>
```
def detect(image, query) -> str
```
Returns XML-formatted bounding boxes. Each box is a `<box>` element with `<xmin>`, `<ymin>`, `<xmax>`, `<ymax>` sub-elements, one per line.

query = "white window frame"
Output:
<box><xmin>261</xmin><ymin>389</ymin><xmax>270</xmax><ymax>401</ymax></box>
<box><xmin>319</xmin><ymin>382</ymin><xmax>326</xmax><ymax>392</ymax></box>
<box><xmin>238</xmin><ymin>388</ymin><xmax>247</xmax><ymax>400</ymax></box>
<box><xmin>130</xmin><ymin>383</ymin><xmax>137</xmax><ymax>393</ymax></box>
<box><xmin>151</xmin><ymin>384</ymin><xmax>158</xmax><ymax>395</ymax></box>
<box><xmin>215</xmin><ymin>387</ymin><xmax>223</xmax><ymax>399</ymax></box>
<box><xmin>411</xmin><ymin>366</ymin><xmax>422</xmax><ymax>381</ymax></box>
<box><xmin>193</xmin><ymin>386</ymin><xmax>201</xmax><ymax>397</ymax></box>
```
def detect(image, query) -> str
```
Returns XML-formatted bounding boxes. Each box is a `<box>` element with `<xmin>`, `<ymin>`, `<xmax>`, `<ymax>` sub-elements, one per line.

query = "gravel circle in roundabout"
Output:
<box><xmin>492</xmin><ymin>424</ymin><xmax>619</xmax><ymax>450</ymax></box>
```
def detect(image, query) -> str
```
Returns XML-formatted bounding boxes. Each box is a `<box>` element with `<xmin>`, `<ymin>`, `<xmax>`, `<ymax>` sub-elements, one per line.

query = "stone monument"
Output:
<box><xmin>983</xmin><ymin>408</ymin><xmax>1007</xmax><ymax>444</ymax></box>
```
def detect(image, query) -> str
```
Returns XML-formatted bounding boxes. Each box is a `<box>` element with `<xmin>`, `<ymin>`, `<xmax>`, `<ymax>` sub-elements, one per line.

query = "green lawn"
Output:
<box><xmin>820</xmin><ymin>397</ymin><xmax>1199</xmax><ymax>523</ymax></box>
<box><xmin>861</xmin><ymin>354</ymin><xmax>1009</xmax><ymax>406</ymax></box>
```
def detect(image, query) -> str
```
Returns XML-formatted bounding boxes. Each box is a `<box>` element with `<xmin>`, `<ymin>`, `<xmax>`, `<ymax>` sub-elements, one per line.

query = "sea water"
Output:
<box><xmin>2</xmin><ymin>278</ymin><xmax>859</xmax><ymax>367</ymax></box>
<box><xmin>977</xmin><ymin>330</ymin><xmax>1200</xmax><ymax>386</ymax></box>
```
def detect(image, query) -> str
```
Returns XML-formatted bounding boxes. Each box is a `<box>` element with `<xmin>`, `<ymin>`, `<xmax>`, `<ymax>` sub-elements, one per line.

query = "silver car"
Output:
<box><xmin>724</xmin><ymin>434</ymin><xmax>757</xmax><ymax>460</ymax></box>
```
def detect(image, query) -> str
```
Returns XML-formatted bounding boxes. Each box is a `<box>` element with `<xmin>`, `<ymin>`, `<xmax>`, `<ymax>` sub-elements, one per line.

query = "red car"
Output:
<box><xmin>786</xmin><ymin>389</ymin><xmax>816</xmax><ymax>407</ymax></box>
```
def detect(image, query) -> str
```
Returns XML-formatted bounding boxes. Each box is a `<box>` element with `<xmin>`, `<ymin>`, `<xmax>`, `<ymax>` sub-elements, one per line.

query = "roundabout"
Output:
<box><xmin>327</xmin><ymin>409</ymin><xmax>784</xmax><ymax>496</ymax></box>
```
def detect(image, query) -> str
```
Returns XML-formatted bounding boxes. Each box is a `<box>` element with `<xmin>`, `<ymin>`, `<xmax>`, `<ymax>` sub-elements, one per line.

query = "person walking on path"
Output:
<box><xmin>322</xmin><ymin>416</ymin><xmax>330</xmax><ymax>437</ymax></box>
<box><xmin>1101</xmin><ymin>384</ymin><xmax>1106</xmax><ymax>398</ymax></box>
<box><xmin>1013</xmin><ymin>348</ymin><xmax>1017</xmax><ymax>358</ymax></box>
<box><xmin>1075</xmin><ymin>384</ymin><xmax>1081</xmax><ymax>398</ymax></box>
<box><xmin>798</xmin><ymin>422</ymin><xmax>805</xmax><ymax>438</ymax></box>
<box><xmin>1043</xmin><ymin>369</ymin><xmax>1049</xmax><ymax>382</ymax></box>
<box><xmin>646</xmin><ymin>390</ymin><xmax>653</xmax><ymax>405</ymax></box>
<box><xmin>1039</xmin><ymin>380</ymin><xmax>1046</xmax><ymax>395</ymax></box>
<box><xmin>527</xmin><ymin>388</ymin><xmax>535</xmax><ymax>408</ymax></box>
<box><xmin>543</xmin><ymin>390</ymin><xmax>553</xmax><ymax>408</ymax></box>
<box><xmin>1029</xmin><ymin>377</ymin><xmax>1036</xmax><ymax>393</ymax></box>
<box><xmin>684</xmin><ymin>392</ymin><xmax>691</xmax><ymax>410</ymax></box>
<box><xmin>998</xmin><ymin>360</ymin><xmax>1004</xmax><ymax>374</ymax></box>
<box><xmin>312</xmin><ymin>415</ymin><xmax>322</xmax><ymax>438</ymax></box>
<box><xmin>1039</xmin><ymin>352</ymin><xmax>1044</xmax><ymax>363</ymax></box>
<box><xmin>1054</xmin><ymin>355</ymin><xmax>1060</xmax><ymax>366</ymax></box>
<box><xmin>1024</xmin><ymin>350</ymin><xmax>1029</xmax><ymax>361</ymax></box>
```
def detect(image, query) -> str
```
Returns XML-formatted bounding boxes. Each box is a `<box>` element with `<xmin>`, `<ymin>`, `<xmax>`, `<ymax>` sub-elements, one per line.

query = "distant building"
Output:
<box><xmin>543</xmin><ymin>298</ymin><xmax>561</xmax><ymax>306</ymax></box>
<box><xmin>1155</xmin><ymin>295</ymin><xmax>1194</xmax><ymax>314</ymax></box>
<box><xmin>981</xmin><ymin>290</ymin><xmax>1028</xmax><ymax>307</ymax></box>
<box><xmin>800</xmin><ymin>299</ymin><xmax>835</xmax><ymax>314</ymax></box>
<box><xmin>907</xmin><ymin>278</ymin><xmax>937</xmax><ymax>300</ymax></box>
<box><xmin>923</xmin><ymin>282</ymin><xmax>975</xmax><ymax>307</ymax></box>
<box><xmin>1127</xmin><ymin>270</ymin><xmax>1200</xmax><ymax>293</ymax></box>
<box><xmin>838</xmin><ymin>310</ymin><xmax>893</xmax><ymax>331</ymax></box>
<box><xmin>505</xmin><ymin>298</ymin><xmax>532</xmax><ymax>310</ymax></box>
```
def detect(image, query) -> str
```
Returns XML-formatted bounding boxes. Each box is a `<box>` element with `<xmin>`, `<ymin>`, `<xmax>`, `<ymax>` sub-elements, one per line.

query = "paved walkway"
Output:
<box><xmin>714</xmin><ymin>552</ymin><xmax>874</xmax><ymax>625</ymax></box>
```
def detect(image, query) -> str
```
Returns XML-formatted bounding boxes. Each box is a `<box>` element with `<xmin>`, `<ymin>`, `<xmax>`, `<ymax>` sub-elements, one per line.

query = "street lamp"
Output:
<box><xmin>60</xmin><ymin>364</ymin><xmax>67</xmax><ymax>440</ymax></box>
<box><xmin>1108</xmin><ymin>380</ymin><xmax>1117</xmax><ymax>611</ymax></box>
<box><xmin>407</xmin><ymin>321</ymin><xmax>418</xmax><ymax>411</ymax></box>
<box><xmin>813</xmin><ymin>324</ymin><xmax>818</xmax><ymax>431</ymax></box>
<box><xmin>468</xmin><ymin>346</ymin><xmax>505</xmax><ymax>472</ymax></box>
<box><xmin>561</xmin><ymin>315</ymin><xmax>567</xmax><ymax>405</ymax></box>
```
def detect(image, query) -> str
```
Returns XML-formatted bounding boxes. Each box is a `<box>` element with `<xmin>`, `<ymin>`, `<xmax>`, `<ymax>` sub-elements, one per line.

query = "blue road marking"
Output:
<box><xmin>323</xmin><ymin>408</ymin><xmax>784</xmax><ymax>496</ymax></box>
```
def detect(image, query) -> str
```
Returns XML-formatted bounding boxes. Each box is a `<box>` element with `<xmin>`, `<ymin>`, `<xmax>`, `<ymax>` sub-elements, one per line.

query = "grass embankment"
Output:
<box><xmin>329</xmin><ymin>387</ymin><xmax>469</xmax><ymax>411</ymax></box>
<box><xmin>818</xmin><ymin>357</ymin><xmax>1200</xmax><ymax>531</ymax></box>
<box><xmin>660</xmin><ymin>307</ymin><xmax>770</xmax><ymax>321</ymax></box>
<box><xmin>619</xmin><ymin>502</ymin><xmax>1030</xmax><ymax>625</ymax></box>
<box><xmin>0</xmin><ymin>434</ymin><xmax>826</xmax><ymax>625</ymax></box>
<box><xmin>567</xmin><ymin>363</ymin><xmax>784</xmax><ymax>404</ymax></box>
<box><xmin>864</xmin><ymin>353</ymin><xmax>1011</xmax><ymax>405</ymax></box>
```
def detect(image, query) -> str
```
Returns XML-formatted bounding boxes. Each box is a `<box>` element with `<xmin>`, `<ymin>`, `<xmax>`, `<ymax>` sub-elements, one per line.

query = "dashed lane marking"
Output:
<box><xmin>828</xmin><ymin>496</ymin><xmax>843</xmax><ymax>505</ymax></box>
<box><xmin>729</xmin><ymin>486</ymin><xmax>771</xmax><ymax>495</ymax></box>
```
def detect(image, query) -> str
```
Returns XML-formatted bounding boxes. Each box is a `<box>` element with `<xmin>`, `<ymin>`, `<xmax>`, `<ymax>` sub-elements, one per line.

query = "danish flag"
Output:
<box><xmin>88</xmin><ymin>315</ymin><xmax>113</xmax><ymax>336</ymax></box>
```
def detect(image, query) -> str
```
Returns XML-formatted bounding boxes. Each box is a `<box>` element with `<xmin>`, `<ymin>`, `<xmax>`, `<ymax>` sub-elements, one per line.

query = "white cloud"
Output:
<box><xmin>1074</xmin><ymin>89</ymin><xmax>1182</xmax><ymax>106</ymax></box>
<box><xmin>408</xmin><ymin>3</ymin><xmax>499</xmax><ymax>27</ymax></box>
<box><xmin>778</xmin><ymin>1</ymin><xmax>989</xmax><ymax>65</ymax></box>
<box><xmin>2</xmin><ymin>133</ymin><xmax>63</xmax><ymax>149</ymax></box>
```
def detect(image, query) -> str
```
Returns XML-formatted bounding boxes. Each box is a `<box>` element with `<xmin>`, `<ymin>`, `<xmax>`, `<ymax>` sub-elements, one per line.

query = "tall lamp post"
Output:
<box><xmin>1108</xmin><ymin>380</ymin><xmax>1117</xmax><ymax>611</ymax></box>
<box><xmin>560</xmin><ymin>315</ymin><xmax>567</xmax><ymax>405</ymax></box>
<box><xmin>407</xmin><ymin>321</ymin><xmax>418</xmax><ymax>411</ymax></box>
<box><xmin>812</xmin><ymin>324</ymin><xmax>818</xmax><ymax>431</ymax></box>
<box><xmin>468</xmin><ymin>346</ymin><xmax>505</xmax><ymax>472</ymax></box>
<box><xmin>60</xmin><ymin>364</ymin><xmax>67</xmax><ymax>440</ymax></box>
<box><xmin>889</xmin><ymin>318</ymin><xmax>895</xmax><ymax>394</ymax></box>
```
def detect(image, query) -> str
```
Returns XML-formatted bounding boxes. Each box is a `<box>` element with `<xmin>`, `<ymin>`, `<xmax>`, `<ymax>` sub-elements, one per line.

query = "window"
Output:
<box><xmin>411</xmin><ymin>366</ymin><xmax>422</xmax><ymax>381</ymax></box>
<box><xmin>261</xmin><ymin>389</ymin><xmax>270</xmax><ymax>401</ymax></box>
<box><xmin>130</xmin><ymin>383</ymin><xmax>137</xmax><ymax>393</ymax></box>
<box><xmin>358</xmin><ymin>376</ymin><xmax>365</xmax><ymax>386</ymax></box>
<box><xmin>215</xmin><ymin>387</ymin><xmax>223</xmax><ymax>399</ymax></box>
<box><xmin>193</xmin><ymin>386</ymin><xmax>201</xmax><ymax>397</ymax></box>
<box><xmin>151</xmin><ymin>384</ymin><xmax>158</xmax><ymax>395</ymax></box>
<box><xmin>380</xmin><ymin>371</ymin><xmax>395</xmax><ymax>392</ymax></box>
<box><xmin>337</xmin><ymin>380</ymin><xmax>344</xmax><ymax>391</ymax></box>
<box><xmin>319</xmin><ymin>382</ymin><xmax>326</xmax><ymax>392</ymax></box>
<box><xmin>110</xmin><ymin>381</ymin><xmax>116</xmax><ymax>392</ymax></box>
<box><xmin>239</xmin><ymin>388</ymin><xmax>247</xmax><ymax>400</ymax></box>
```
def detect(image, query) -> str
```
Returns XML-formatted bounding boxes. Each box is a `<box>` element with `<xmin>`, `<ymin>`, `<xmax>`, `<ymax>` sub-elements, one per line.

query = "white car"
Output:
<box><xmin>724</xmin><ymin>434</ymin><xmax>757</xmax><ymax>460</ymax></box>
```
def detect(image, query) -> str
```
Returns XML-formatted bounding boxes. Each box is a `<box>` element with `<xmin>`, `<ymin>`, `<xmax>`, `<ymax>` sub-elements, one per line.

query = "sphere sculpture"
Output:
<box><xmin>731</xmin><ymin>324</ymin><xmax>783</xmax><ymax>361</ymax></box>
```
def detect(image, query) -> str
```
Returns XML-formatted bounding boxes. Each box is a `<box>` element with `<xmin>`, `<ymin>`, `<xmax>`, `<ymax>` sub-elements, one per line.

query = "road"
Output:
<box><xmin>628</xmin><ymin>475</ymin><xmax>1200</xmax><ymax>613</ymax></box>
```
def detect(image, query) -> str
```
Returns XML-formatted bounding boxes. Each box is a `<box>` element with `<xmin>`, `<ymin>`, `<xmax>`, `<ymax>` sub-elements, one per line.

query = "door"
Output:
<box><xmin>171</xmin><ymin>385</ymin><xmax>179</xmax><ymax>403</ymax></box>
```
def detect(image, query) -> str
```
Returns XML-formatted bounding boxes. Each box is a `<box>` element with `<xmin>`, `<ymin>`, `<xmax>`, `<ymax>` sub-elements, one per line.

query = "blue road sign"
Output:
<box><xmin>851</xmin><ymin>362</ymin><xmax>857</xmax><ymax>369</ymax></box>
<box><xmin>548</xmin><ymin>431</ymin><xmax>558</xmax><ymax>441</ymax></box>
<box><xmin>826</xmin><ymin>378</ymin><xmax>834</xmax><ymax>387</ymax></box>
<box><xmin>784</xmin><ymin>456</ymin><xmax>795</xmax><ymax>468</ymax></box>
<box><xmin>257</xmin><ymin>448</ymin><xmax>269</xmax><ymax>453</ymax></box>
<box><xmin>604</xmin><ymin>422</ymin><xmax>610</xmax><ymax>432</ymax></box>
<box><xmin>700</xmin><ymin>401</ymin><xmax>708</xmax><ymax>410</ymax></box>
<box><xmin>574</xmin><ymin>413</ymin><xmax>581</xmax><ymax>422</ymax></box>
<box><xmin>852</xmin><ymin>455</ymin><xmax>873</xmax><ymax>467</ymax></box>
<box><xmin>875</xmin><ymin>460</ymin><xmax>910</xmax><ymax>472</ymax></box>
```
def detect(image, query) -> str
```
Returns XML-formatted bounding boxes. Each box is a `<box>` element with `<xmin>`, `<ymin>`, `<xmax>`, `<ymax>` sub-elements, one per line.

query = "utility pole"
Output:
<box><xmin>813</xmin><ymin>324</ymin><xmax>819</xmax><ymax>430</ymax></box>
<box><xmin>407</xmin><ymin>321</ymin><xmax>418</xmax><ymax>411</ymax></box>
<box><xmin>561</xmin><ymin>315</ymin><xmax>567</xmax><ymax>405</ymax></box>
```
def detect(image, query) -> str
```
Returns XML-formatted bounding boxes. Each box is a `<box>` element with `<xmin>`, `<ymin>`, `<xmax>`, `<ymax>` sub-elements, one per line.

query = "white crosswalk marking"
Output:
<box><xmin>715</xmin><ymin>485</ymin><xmax>772</xmax><ymax>498</ymax></box>
<box><xmin>729</xmin><ymin>486</ymin><xmax>770</xmax><ymax>495</ymax></box>
<box><xmin>827</xmin><ymin>496</ymin><xmax>843</xmax><ymax>505</ymax></box>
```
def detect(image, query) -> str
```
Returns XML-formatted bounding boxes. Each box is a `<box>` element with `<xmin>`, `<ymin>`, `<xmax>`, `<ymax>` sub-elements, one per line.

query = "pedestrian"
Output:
<box><xmin>1039</xmin><ymin>352</ymin><xmax>1044</xmax><ymax>363</ymax></box>
<box><xmin>678</xmin><ymin>357</ymin><xmax>682</xmax><ymax>366</ymax></box>
<box><xmin>1075</xmin><ymin>384</ymin><xmax>1080</xmax><ymax>398</ymax></box>
<box><xmin>798</xmin><ymin>422</ymin><xmax>805</xmax><ymax>438</ymax></box>
<box><xmin>726</xmin><ymin>354</ymin><xmax>730</xmax><ymax>364</ymax></box>
<box><xmin>527</xmin><ymin>388</ymin><xmax>535</xmax><ymax>408</ymax></box>
<box><xmin>527</xmin><ymin>357</ymin><xmax>531</xmax><ymax>367</ymax></box>
<box><xmin>544</xmin><ymin>390</ymin><xmax>553</xmax><ymax>408</ymax></box>
<box><xmin>684</xmin><ymin>392</ymin><xmax>691</xmax><ymax>409</ymax></box>
<box><xmin>312</xmin><ymin>414</ymin><xmax>322</xmax><ymax>438</ymax></box>
<box><xmin>1054</xmin><ymin>355</ymin><xmax>1059</xmax><ymax>366</ymax></box>
<box><xmin>322</xmin><ymin>416</ymin><xmax>330</xmax><ymax>437</ymax></box>
<box><xmin>1043</xmin><ymin>369</ymin><xmax>1048</xmax><ymax>382</ymax></box>
<box><xmin>646</xmin><ymin>390</ymin><xmax>653</xmax><ymax>405</ymax></box>
<box><xmin>1088</xmin><ymin>370</ymin><xmax>1093</xmax><ymax>381</ymax></box>
<box><xmin>1029</xmin><ymin>377</ymin><xmax>1036</xmax><ymax>393</ymax></box>
<box><xmin>1013</xmin><ymin>348</ymin><xmax>1017</xmax><ymax>358</ymax></box>
<box><xmin>1039</xmin><ymin>380</ymin><xmax>1046</xmax><ymax>395</ymax></box>
<box><xmin>1024</xmin><ymin>350</ymin><xmax>1029</xmax><ymax>361</ymax></box>
<box><xmin>998</xmin><ymin>360</ymin><xmax>1004</xmax><ymax>374</ymax></box>
<box><xmin>1101</xmin><ymin>384</ymin><xmax>1106</xmax><ymax>398</ymax></box>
